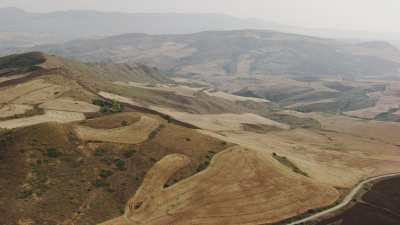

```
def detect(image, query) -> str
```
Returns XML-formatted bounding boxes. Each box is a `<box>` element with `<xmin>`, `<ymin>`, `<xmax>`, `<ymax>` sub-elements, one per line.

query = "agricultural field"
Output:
<box><xmin>75</xmin><ymin>115</ymin><xmax>160</xmax><ymax>144</ymax></box>
<box><xmin>1</xmin><ymin>52</ymin><xmax>400</xmax><ymax>225</ymax></box>
<box><xmin>101</xmin><ymin>146</ymin><xmax>338</xmax><ymax>225</ymax></box>
<box><xmin>0</xmin><ymin>110</ymin><xmax>85</xmax><ymax>129</ymax></box>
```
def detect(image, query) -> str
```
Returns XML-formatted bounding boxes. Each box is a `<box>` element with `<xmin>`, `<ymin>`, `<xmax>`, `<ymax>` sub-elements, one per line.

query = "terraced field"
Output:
<box><xmin>150</xmin><ymin>108</ymin><xmax>290</xmax><ymax>132</ymax></box>
<box><xmin>0</xmin><ymin>110</ymin><xmax>85</xmax><ymax>129</ymax></box>
<box><xmin>39</xmin><ymin>98</ymin><xmax>100</xmax><ymax>113</ymax></box>
<box><xmin>75</xmin><ymin>115</ymin><xmax>160</xmax><ymax>144</ymax></box>
<box><xmin>0</xmin><ymin>104</ymin><xmax>33</xmax><ymax>118</ymax></box>
<box><xmin>0</xmin><ymin>79</ymin><xmax>68</xmax><ymax>104</ymax></box>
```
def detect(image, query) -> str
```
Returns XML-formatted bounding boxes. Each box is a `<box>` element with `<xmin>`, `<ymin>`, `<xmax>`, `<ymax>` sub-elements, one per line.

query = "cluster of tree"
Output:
<box><xmin>92</xmin><ymin>99</ymin><xmax>123</xmax><ymax>113</ymax></box>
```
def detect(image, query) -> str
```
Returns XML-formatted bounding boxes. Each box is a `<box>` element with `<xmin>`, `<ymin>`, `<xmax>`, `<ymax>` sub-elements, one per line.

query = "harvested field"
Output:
<box><xmin>204</xmin><ymin>90</ymin><xmax>270</xmax><ymax>103</ymax></box>
<box><xmin>285</xmin><ymin>98</ymin><xmax>337</xmax><ymax>109</ymax></box>
<box><xmin>0</xmin><ymin>104</ymin><xmax>33</xmax><ymax>118</ymax></box>
<box><xmin>114</xmin><ymin>82</ymin><xmax>204</xmax><ymax>97</ymax></box>
<box><xmin>81</xmin><ymin>112</ymin><xmax>141</xmax><ymax>129</ymax></box>
<box><xmin>0</xmin><ymin>74</ymin><xmax>28</xmax><ymax>84</ymax></box>
<box><xmin>198</xmin><ymin>127</ymin><xmax>400</xmax><ymax>188</ymax></box>
<box><xmin>39</xmin><ymin>98</ymin><xmax>100</xmax><ymax>113</ymax></box>
<box><xmin>75</xmin><ymin>115</ymin><xmax>160</xmax><ymax>144</ymax></box>
<box><xmin>114</xmin><ymin>81</ymin><xmax>269</xmax><ymax>104</ymax></box>
<box><xmin>100</xmin><ymin>146</ymin><xmax>338</xmax><ymax>225</ymax></box>
<box><xmin>282</xmin><ymin>111</ymin><xmax>400</xmax><ymax>145</ymax></box>
<box><xmin>151</xmin><ymin>108</ymin><xmax>290</xmax><ymax>131</ymax></box>
<box><xmin>171</xmin><ymin>77</ymin><xmax>210</xmax><ymax>86</ymax></box>
<box><xmin>0</xmin><ymin>110</ymin><xmax>85</xmax><ymax>129</ymax></box>
<box><xmin>98</xmin><ymin>91</ymin><xmax>144</xmax><ymax>107</ymax></box>
<box><xmin>0</xmin><ymin>79</ymin><xmax>69</xmax><ymax>104</ymax></box>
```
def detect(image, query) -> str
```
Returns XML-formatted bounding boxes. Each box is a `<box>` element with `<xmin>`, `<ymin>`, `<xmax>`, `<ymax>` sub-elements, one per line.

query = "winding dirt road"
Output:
<box><xmin>286</xmin><ymin>172</ymin><xmax>400</xmax><ymax>225</ymax></box>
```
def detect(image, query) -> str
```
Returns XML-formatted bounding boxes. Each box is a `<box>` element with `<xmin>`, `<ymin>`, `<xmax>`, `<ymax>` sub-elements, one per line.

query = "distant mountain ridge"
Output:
<box><xmin>0</xmin><ymin>7</ymin><xmax>275</xmax><ymax>39</ymax></box>
<box><xmin>29</xmin><ymin>30</ymin><xmax>400</xmax><ymax>78</ymax></box>
<box><xmin>1</xmin><ymin>7</ymin><xmax>400</xmax><ymax>50</ymax></box>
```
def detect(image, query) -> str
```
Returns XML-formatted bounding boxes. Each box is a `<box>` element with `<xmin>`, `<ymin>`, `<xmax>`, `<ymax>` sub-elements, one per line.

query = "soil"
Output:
<box><xmin>316</xmin><ymin>177</ymin><xmax>400</xmax><ymax>225</ymax></box>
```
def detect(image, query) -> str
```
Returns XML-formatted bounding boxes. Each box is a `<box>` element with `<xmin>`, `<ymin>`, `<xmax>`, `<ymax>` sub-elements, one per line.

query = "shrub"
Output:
<box><xmin>47</xmin><ymin>148</ymin><xmax>60</xmax><ymax>158</ymax></box>
<box><xmin>99</xmin><ymin>170</ymin><xmax>113</xmax><ymax>178</ymax></box>
<box><xmin>111</xmin><ymin>100</ymin><xmax>123</xmax><ymax>113</ymax></box>
<box><xmin>17</xmin><ymin>189</ymin><xmax>33</xmax><ymax>199</ymax></box>
<box><xmin>93</xmin><ymin>99</ymin><xmax>123</xmax><ymax>113</ymax></box>
<box><xmin>100</xmin><ymin>157</ymin><xmax>113</xmax><ymax>166</ymax></box>
<box><xmin>115</xmin><ymin>159</ymin><xmax>126</xmax><ymax>171</ymax></box>
<box><xmin>123</xmin><ymin>148</ymin><xmax>137</xmax><ymax>158</ymax></box>
<box><xmin>93</xmin><ymin>179</ymin><xmax>108</xmax><ymax>188</ymax></box>
<box><xmin>95</xmin><ymin>148</ymin><xmax>107</xmax><ymax>157</ymax></box>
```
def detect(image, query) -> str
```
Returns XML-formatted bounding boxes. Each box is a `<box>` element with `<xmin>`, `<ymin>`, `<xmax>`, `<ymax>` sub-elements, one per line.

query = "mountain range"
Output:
<box><xmin>26</xmin><ymin>30</ymin><xmax>400</xmax><ymax>78</ymax></box>
<box><xmin>1</xmin><ymin>7</ymin><xmax>400</xmax><ymax>51</ymax></box>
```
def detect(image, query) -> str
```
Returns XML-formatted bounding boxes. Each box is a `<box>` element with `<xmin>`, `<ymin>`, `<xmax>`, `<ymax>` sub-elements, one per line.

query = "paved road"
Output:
<box><xmin>286</xmin><ymin>172</ymin><xmax>400</xmax><ymax>225</ymax></box>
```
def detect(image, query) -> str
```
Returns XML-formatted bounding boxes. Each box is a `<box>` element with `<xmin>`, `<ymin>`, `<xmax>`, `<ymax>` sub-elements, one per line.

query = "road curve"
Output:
<box><xmin>286</xmin><ymin>172</ymin><xmax>400</xmax><ymax>225</ymax></box>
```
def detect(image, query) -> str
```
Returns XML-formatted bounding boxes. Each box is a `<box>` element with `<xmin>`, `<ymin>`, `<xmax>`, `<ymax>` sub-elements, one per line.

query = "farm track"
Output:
<box><xmin>286</xmin><ymin>173</ymin><xmax>400</xmax><ymax>225</ymax></box>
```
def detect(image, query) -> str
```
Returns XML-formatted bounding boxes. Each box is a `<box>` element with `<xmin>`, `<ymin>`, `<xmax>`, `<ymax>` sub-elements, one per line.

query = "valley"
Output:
<box><xmin>0</xmin><ymin>49</ymin><xmax>399</xmax><ymax>225</ymax></box>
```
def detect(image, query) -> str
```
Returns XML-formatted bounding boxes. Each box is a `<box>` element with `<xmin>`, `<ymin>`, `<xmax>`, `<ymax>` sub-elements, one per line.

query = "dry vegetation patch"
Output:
<box><xmin>0</xmin><ymin>110</ymin><xmax>231</xmax><ymax>225</ymax></box>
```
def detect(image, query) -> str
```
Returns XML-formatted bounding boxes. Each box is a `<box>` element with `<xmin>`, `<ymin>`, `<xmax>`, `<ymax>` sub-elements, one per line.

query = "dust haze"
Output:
<box><xmin>1</xmin><ymin>0</ymin><xmax>400</xmax><ymax>33</ymax></box>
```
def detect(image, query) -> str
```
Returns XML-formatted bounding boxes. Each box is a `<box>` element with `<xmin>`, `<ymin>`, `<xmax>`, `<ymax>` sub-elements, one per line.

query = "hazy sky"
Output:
<box><xmin>1</xmin><ymin>0</ymin><xmax>399</xmax><ymax>33</ymax></box>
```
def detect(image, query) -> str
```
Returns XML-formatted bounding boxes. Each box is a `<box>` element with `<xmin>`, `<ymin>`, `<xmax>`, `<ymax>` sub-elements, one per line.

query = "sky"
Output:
<box><xmin>0</xmin><ymin>0</ymin><xmax>399</xmax><ymax>33</ymax></box>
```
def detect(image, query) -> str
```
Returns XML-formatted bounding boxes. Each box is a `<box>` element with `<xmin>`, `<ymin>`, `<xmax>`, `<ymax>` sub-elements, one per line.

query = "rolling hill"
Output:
<box><xmin>1</xmin><ymin>7</ymin><xmax>400</xmax><ymax>51</ymax></box>
<box><xmin>29</xmin><ymin>30</ymin><xmax>400</xmax><ymax>78</ymax></box>
<box><xmin>1</xmin><ymin>52</ymin><xmax>400</xmax><ymax>225</ymax></box>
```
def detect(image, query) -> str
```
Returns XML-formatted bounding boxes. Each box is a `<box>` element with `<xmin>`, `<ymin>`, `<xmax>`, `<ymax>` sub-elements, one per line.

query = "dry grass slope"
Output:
<box><xmin>100</xmin><ymin>146</ymin><xmax>339</xmax><ymax>225</ymax></box>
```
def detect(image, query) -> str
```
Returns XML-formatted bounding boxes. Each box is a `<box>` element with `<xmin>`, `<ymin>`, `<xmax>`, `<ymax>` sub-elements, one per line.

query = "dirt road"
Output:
<box><xmin>286</xmin><ymin>172</ymin><xmax>400</xmax><ymax>225</ymax></box>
